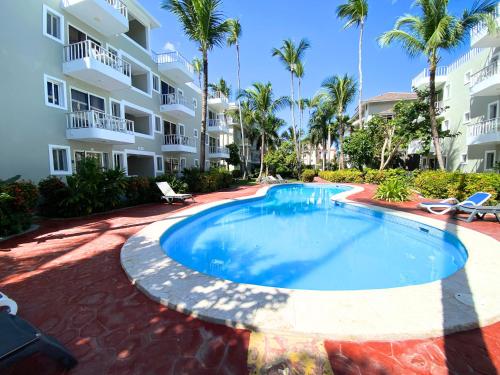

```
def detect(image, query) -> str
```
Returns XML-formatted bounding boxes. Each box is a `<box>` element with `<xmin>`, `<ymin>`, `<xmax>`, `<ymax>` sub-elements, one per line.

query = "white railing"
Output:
<box><xmin>208</xmin><ymin>118</ymin><xmax>228</xmax><ymax>129</ymax></box>
<box><xmin>161</xmin><ymin>93</ymin><xmax>194</xmax><ymax>110</ymax></box>
<box><xmin>209</xmin><ymin>91</ymin><xmax>229</xmax><ymax>102</ymax></box>
<box><xmin>209</xmin><ymin>146</ymin><xmax>229</xmax><ymax>155</ymax></box>
<box><xmin>64</xmin><ymin>40</ymin><xmax>131</xmax><ymax>77</ymax></box>
<box><xmin>435</xmin><ymin>101</ymin><xmax>445</xmax><ymax>111</ymax></box>
<box><xmin>468</xmin><ymin>118</ymin><xmax>500</xmax><ymax>137</ymax></box>
<box><xmin>411</xmin><ymin>66</ymin><xmax>448</xmax><ymax>87</ymax></box>
<box><xmin>163</xmin><ymin>134</ymin><xmax>196</xmax><ymax>148</ymax></box>
<box><xmin>67</xmin><ymin>110</ymin><xmax>134</xmax><ymax>133</ymax></box>
<box><xmin>471</xmin><ymin>60</ymin><xmax>498</xmax><ymax>87</ymax></box>
<box><xmin>471</xmin><ymin>5</ymin><xmax>499</xmax><ymax>43</ymax></box>
<box><xmin>153</xmin><ymin>51</ymin><xmax>194</xmax><ymax>73</ymax></box>
<box><xmin>105</xmin><ymin>0</ymin><xmax>127</xmax><ymax>19</ymax></box>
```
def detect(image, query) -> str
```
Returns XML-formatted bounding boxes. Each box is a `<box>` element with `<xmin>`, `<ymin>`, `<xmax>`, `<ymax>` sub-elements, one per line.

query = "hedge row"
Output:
<box><xmin>0</xmin><ymin>180</ymin><xmax>39</xmax><ymax>237</ymax></box>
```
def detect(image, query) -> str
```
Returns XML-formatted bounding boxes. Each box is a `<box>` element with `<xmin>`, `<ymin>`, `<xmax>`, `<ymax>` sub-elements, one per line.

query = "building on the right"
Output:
<box><xmin>410</xmin><ymin>12</ymin><xmax>500</xmax><ymax>172</ymax></box>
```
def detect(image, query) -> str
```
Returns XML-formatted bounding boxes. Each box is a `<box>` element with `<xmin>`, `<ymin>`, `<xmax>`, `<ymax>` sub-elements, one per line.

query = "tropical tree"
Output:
<box><xmin>162</xmin><ymin>0</ymin><xmax>230</xmax><ymax>172</ymax></box>
<box><xmin>239</xmin><ymin>82</ymin><xmax>288</xmax><ymax>180</ymax></box>
<box><xmin>227</xmin><ymin>18</ymin><xmax>248</xmax><ymax>178</ymax></box>
<box><xmin>308</xmin><ymin>97</ymin><xmax>335</xmax><ymax>170</ymax></box>
<box><xmin>337</xmin><ymin>0</ymin><xmax>368</xmax><ymax>128</ymax></box>
<box><xmin>272</xmin><ymin>38</ymin><xmax>310</xmax><ymax>171</ymax></box>
<box><xmin>379</xmin><ymin>0</ymin><xmax>496</xmax><ymax>170</ymax></box>
<box><xmin>322</xmin><ymin>74</ymin><xmax>357</xmax><ymax>169</ymax></box>
<box><xmin>192</xmin><ymin>57</ymin><xmax>202</xmax><ymax>87</ymax></box>
<box><xmin>209</xmin><ymin>77</ymin><xmax>231</xmax><ymax>98</ymax></box>
<box><xmin>295</xmin><ymin>61</ymin><xmax>305</xmax><ymax>159</ymax></box>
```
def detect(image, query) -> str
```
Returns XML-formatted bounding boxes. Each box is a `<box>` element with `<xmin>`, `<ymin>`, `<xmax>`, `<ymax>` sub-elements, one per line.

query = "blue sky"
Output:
<box><xmin>142</xmin><ymin>0</ymin><xmax>472</xmax><ymax>125</ymax></box>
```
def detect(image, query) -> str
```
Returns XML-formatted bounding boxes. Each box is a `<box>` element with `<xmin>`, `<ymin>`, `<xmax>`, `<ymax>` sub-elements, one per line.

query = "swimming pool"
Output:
<box><xmin>160</xmin><ymin>184</ymin><xmax>468</xmax><ymax>291</ymax></box>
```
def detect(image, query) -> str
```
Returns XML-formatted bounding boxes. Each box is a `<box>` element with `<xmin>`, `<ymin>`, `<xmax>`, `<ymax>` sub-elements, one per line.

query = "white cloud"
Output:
<box><xmin>163</xmin><ymin>42</ymin><xmax>176</xmax><ymax>51</ymax></box>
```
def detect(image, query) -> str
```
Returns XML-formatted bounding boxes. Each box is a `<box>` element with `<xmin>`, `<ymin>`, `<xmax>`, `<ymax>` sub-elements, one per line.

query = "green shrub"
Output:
<box><xmin>38</xmin><ymin>176</ymin><xmax>70</xmax><ymax>217</ymax></box>
<box><xmin>374</xmin><ymin>178</ymin><xmax>411</xmax><ymax>202</ymax></box>
<box><xmin>0</xmin><ymin>180</ymin><xmax>39</xmax><ymax>236</ymax></box>
<box><xmin>413</xmin><ymin>170</ymin><xmax>461</xmax><ymax>199</ymax></box>
<box><xmin>125</xmin><ymin>176</ymin><xmax>152</xmax><ymax>205</ymax></box>
<box><xmin>231</xmin><ymin>169</ymin><xmax>242</xmax><ymax>179</ymax></box>
<box><xmin>363</xmin><ymin>168</ymin><xmax>409</xmax><ymax>184</ymax></box>
<box><xmin>301</xmin><ymin>169</ymin><xmax>316</xmax><ymax>182</ymax></box>
<box><xmin>318</xmin><ymin>169</ymin><xmax>364</xmax><ymax>183</ymax></box>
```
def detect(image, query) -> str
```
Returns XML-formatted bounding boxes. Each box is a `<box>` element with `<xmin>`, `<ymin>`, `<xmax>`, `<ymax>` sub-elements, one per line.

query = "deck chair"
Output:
<box><xmin>0</xmin><ymin>312</ymin><xmax>77</xmax><ymax>370</ymax></box>
<box><xmin>276</xmin><ymin>174</ymin><xmax>288</xmax><ymax>183</ymax></box>
<box><xmin>267</xmin><ymin>176</ymin><xmax>280</xmax><ymax>184</ymax></box>
<box><xmin>0</xmin><ymin>292</ymin><xmax>17</xmax><ymax>315</ymax></box>
<box><xmin>418</xmin><ymin>192</ymin><xmax>491</xmax><ymax>215</ymax></box>
<box><xmin>156</xmin><ymin>182</ymin><xmax>194</xmax><ymax>204</ymax></box>
<box><xmin>453</xmin><ymin>204</ymin><xmax>500</xmax><ymax>223</ymax></box>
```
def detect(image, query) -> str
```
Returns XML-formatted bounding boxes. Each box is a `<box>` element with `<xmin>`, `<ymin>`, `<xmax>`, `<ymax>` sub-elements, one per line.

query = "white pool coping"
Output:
<box><xmin>120</xmin><ymin>184</ymin><xmax>500</xmax><ymax>341</ymax></box>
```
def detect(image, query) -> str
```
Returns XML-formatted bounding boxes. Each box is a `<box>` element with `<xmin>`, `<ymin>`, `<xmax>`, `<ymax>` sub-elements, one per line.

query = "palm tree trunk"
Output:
<box><xmin>290</xmin><ymin>72</ymin><xmax>301</xmax><ymax>175</ymax></box>
<box><xmin>235</xmin><ymin>42</ymin><xmax>247</xmax><ymax>179</ymax></box>
<box><xmin>358</xmin><ymin>21</ymin><xmax>364</xmax><ymax>129</ymax></box>
<box><xmin>327</xmin><ymin>127</ymin><xmax>331</xmax><ymax>168</ymax></box>
<box><xmin>338</xmin><ymin>118</ymin><xmax>345</xmax><ymax>170</ymax></box>
<box><xmin>298</xmin><ymin>77</ymin><xmax>303</xmax><ymax>168</ymax></box>
<box><xmin>322</xmin><ymin>141</ymin><xmax>326</xmax><ymax>171</ymax></box>
<box><xmin>429</xmin><ymin>57</ymin><xmax>445</xmax><ymax>170</ymax></box>
<box><xmin>200</xmin><ymin>49</ymin><xmax>208</xmax><ymax>172</ymax></box>
<box><xmin>258</xmin><ymin>133</ymin><xmax>265</xmax><ymax>180</ymax></box>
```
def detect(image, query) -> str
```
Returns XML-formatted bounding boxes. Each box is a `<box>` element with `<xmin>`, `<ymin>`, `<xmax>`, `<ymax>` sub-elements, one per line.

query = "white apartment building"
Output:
<box><xmin>0</xmin><ymin>0</ymin><xmax>254</xmax><ymax>182</ymax></box>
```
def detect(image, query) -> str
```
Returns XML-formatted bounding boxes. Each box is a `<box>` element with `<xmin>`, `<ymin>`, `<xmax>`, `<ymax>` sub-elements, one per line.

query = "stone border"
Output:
<box><xmin>120</xmin><ymin>184</ymin><xmax>500</xmax><ymax>341</ymax></box>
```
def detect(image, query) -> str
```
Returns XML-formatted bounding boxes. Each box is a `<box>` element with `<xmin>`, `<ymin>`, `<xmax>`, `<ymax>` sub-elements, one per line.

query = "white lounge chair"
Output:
<box><xmin>418</xmin><ymin>192</ymin><xmax>491</xmax><ymax>215</ymax></box>
<box><xmin>156</xmin><ymin>182</ymin><xmax>194</xmax><ymax>204</ymax></box>
<box><xmin>453</xmin><ymin>204</ymin><xmax>500</xmax><ymax>223</ymax></box>
<box><xmin>276</xmin><ymin>174</ymin><xmax>288</xmax><ymax>183</ymax></box>
<box><xmin>0</xmin><ymin>292</ymin><xmax>17</xmax><ymax>315</ymax></box>
<box><xmin>267</xmin><ymin>176</ymin><xmax>280</xmax><ymax>184</ymax></box>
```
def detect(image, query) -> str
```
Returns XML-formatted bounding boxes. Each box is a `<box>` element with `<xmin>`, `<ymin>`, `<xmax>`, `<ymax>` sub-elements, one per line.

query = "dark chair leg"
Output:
<box><xmin>37</xmin><ymin>334</ymin><xmax>77</xmax><ymax>369</ymax></box>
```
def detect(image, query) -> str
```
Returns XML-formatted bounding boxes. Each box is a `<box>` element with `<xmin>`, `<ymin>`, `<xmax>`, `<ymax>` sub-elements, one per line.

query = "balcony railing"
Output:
<box><xmin>64</xmin><ymin>40</ymin><xmax>131</xmax><ymax>77</ymax></box>
<box><xmin>67</xmin><ymin>110</ymin><xmax>134</xmax><ymax>133</ymax></box>
<box><xmin>471</xmin><ymin>61</ymin><xmax>498</xmax><ymax>87</ymax></box>
<box><xmin>105</xmin><ymin>0</ymin><xmax>127</xmax><ymax>18</ymax></box>
<box><xmin>153</xmin><ymin>51</ymin><xmax>194</xmax><ymax>73</ymax></box>
<box><xmin>411</xmin><ymin>66</ymin><xmax>448</xmax><ymax>88</ymax></box>
<box><xmin>471</xmin><ymin>5</ymin><xmax>498</xmax><ymax>43</ymax></box>
<box><xmin>209</xmin><ymin>91</ymin><xmax>229</xmax><ymax>102</ymax></box>
<box><xmin>209</xmin><ymin>146</ymin><xmax>229</xmax><ymax>155</ymax></box>
<box><xmin>468</xmin><ymin>118</ymin><xmax>500</xmax><ymax>138</ymax></box>
<box><xmin>208</xmin><ymin>118</ymin><xmax>228</xmax><ymax>129</ymax></box>
<box><xmin>163</xmin><ymin>134</ymin><xmax>196</xmax><ymax>148</ymax></box>
<box><xmin>161</xmin><ymin>93</ymin><xmax>194</xmax><ymax>109</ymax></box>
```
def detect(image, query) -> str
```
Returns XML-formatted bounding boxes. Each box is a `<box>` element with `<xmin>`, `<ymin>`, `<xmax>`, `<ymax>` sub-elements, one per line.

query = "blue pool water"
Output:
<box><xmin>160</xmin><ymin>184</ymin><xmax>468</xmax><ymax>291</ymax></box>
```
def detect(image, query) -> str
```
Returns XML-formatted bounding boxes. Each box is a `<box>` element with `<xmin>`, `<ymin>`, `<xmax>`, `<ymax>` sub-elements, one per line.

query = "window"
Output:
<box><xmin>71</xmin><ymin>89</ymin><xmax>105</xmax><ymax>112</ymax></box>
<box><xmin>444</xmin><ymin>84</ymin><xmax>451</xmax><ymax>100</ymax></box>
<box><xmin>44</xmin><ymin>75</ymin><xmax>67</xmax><ymax>110</ymax></box>
<box><xmin>488</xmin><ymin>101</ymin><xmax>499</xmax><ymax>120</ymax></box>
<box><xmin>179</xmin><ymin>124</ymin><xmax>185</xmax><ymax>136</ymax></box>
<box><xmin>194</xmin><ymin>129</ymin><xmax>199</xmax><ymax>138</ymax></box>
<box><xmin>49</xmin><ymin>145</ymin><xmax>71</xmax><ymax>175</ymax></box>
<box><xmin>463</xmin><ymin>111</ymin><xmax>471</xmax><ymax>123</ymax></box>
<box><xmin>460</xmin><ymin>153</ymin><xmax>468</xmax><ymax>164</ymax></box>
<box><xmin>485</xmin><ymin>150</ymin><xmax>496</xmax><ymax>171</ymax></box>
<box><xmin>156</xmin><ymin>156</ymin><xmax>164</xmax><ymax>172</ymax></box>
<box><xmin>74</xmin><ymin>151</ymin><xmax>108</xmax><ymax>170</ymax></box>
<box><xmin>194</xmin><ymin>159</ymin><xmax>199</xmax><ymax>168</ymax></box>
<box><xmin>152</xmin><ymin>74</ymin><xmax>160</xmax><ymax>93</ymax></box>
<box><xmin>193</xmin><ymin>98</ymin><xmax>198</xmax><ymax>109</ymax></box>
<box><xmin>43</xmin><ymin>5</ymin><xmax>64</xmax><ymax>43</ymax></box>
<box><xmin>464</xmin><ymin>71</ymin><xmax>471</xmax><ymax>85</ymax></box>
<box><xmin>180</xmin><ymin>157</ymin><xmax>186</xmax><ymax>171</ymax></box>
<box><xmin>442</xmin><ymin>120</ymin><xmax>450</xmax><ymax>131</ymax></box>
<box><xmin>164</xmin><ymin>121</ymin><xmax>177</xmax><ymax>135</ymax></box>
<box><xmin>113</xmin><ymin>152</ymin><xmax>125</xmax><ymax>170</ymax></box>
<box><xmin>205</xmin><ymin>134</ymin><xmax>209</xmax><ymax>145</ymax></box>
<box><xmin>110</xmin><ymin>100</ymin><xmax>121</xmax><ymax>117</ymax></box>
<box><xmin>154</xmin><ymin>115</ymin><xmax>162</xmax><ymax>133</ymax></box>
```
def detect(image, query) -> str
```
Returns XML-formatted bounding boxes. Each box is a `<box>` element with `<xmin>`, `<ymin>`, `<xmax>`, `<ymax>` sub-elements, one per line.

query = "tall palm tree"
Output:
<box><xmin>379</xmin><ymin>0</ymin><xmax>495</xmax><ymax>170</ymax></box>
<box><xmin>227</xmin><ymin>18</ymin><xmax>248</xmax><ymax>178</ymax></box>
<box><xmin>209</xmin><ymin>77</ymin><xmax>231</xmax><ymax>98</ymax></box>
<box><xmin>162</xmin><ymin>0</ymin><xmax>230</xmax><ymax>172</ymax></box>
<box><xmin>271</xmin><ymin>38</ymin><xmax>310</xmax><ymax>171</ymax></box>
<box><xmin>322</xmin><ymin>74</ymin><xmax>357</xmax><ymax>169</ymax></box>
<box><xmin>308</xmin><ymin>98</ymin><xmax>335</xmax><ymax>171</ymax></box>
<box><xmin>295</xmin><ymin>61</ymin><xmax>305</xmax><ymax>161</ymax></box>
<box><xmin>337</xmin><ymin>0</ymin><xmax>368</xmax><ymax>128</ymax></box>
<box><xmin>192</xmin><ymin>57</ymin><xmax>202</xmax><ymax>87</ymax></box>
<box><xmin>239</xmin><ymin>82</ymin><xmax>288</xmax><ymax>180</ymax></box>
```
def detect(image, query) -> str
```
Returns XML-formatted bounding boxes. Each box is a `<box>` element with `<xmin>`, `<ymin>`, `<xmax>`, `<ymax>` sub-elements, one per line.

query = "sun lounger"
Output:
<box><xmin>156</xmin><ymin>182</ymin><xmax>194</xmax><ymax>204</ymax></box>
<box><xmin>418</xmin><ymin>192</ymin><xmax>491</xmax><ymax>215</ymax></box>
<box><xmin>0</xmin><ymin>292</ymin><xmax>17</xmax><ymax>315</ymax></box>
<box><xmin>0</xmin><ymin>311</ymin><xmax>77</xmax><ymax>370</ymax></box>
<box><xmin>453</xmin><ymin>204</ymin><xmax>500</xmax><ymax>223</ymax></box>
<box><xmin>277</xmin><ymin>174</ymin><xmax>288</xmax><ymax>183</ymax></box>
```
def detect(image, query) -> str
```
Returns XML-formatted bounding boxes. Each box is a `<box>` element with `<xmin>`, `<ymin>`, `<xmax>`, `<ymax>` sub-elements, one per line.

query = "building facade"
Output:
<box><xmin>0</xmin><ymin>0</ymin><xmax>254</xmax><ymax>182</ymax></box>
<box><xmin>410</xmin><ymin>14</ymin><xmax>500</xmax><ymax>172</ymax></box>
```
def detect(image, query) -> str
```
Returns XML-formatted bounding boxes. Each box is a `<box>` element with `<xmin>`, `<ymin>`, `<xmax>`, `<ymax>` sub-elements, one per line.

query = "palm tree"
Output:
<box><xmin>322</xmin><ymin>74</ymin><xmax>357</xmax><ymax>169</ymax></box>
<box><xmin>209</xmin><ymin>77</ymin><xmax>231</xmax><ymax>98</ymax></box>
<box><xmin>192</xmin><ymin>57</ymin><xmax>202</xmax><ymax>87</ymax></box>
<box><xmin>308</xmin><ymin>98</ymin><xmax>335</xmax><ymax>170</ymax></box>
<box><xmin>239</xmin><ymin>82</ymin><xmax>288</xmax><ymax>180</ymax></box>
<box><xmin>337</xmin><ymin>0</ymin><xmax>368</xmax><ymax>128</ymax></box>
<box><xmin>379</xmin><ymin>0</ymin><xmax>495</xmax><ymax>170</ymax></box>
<box><xmin>271</xmin><ymin>38</ymin><xmax>310</xmax><ymax>172</ymax></box>
<box><xmin>226</xmin><ymin>18</ymin><xmax>248</xmax><ymax>178</ymax></box>
<box><xmin>295</xmin><ymin>61</ymin><xmax>305</xmax><ymax>161</ymax></box>
<box><xmin>162</xmin><ymin>0</ymin><xmax>230</xmax><ymax>172</ymax></box>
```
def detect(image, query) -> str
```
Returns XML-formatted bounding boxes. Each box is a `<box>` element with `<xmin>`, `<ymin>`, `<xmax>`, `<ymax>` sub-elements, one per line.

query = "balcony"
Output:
<box><xmin>62</xmin><ymin>0</ymin><xmax>128</xmax><ymax>37</ymax></box>
<box><xmin>66</xmin><ymin>110</ymin><xmax>135</xmax><ymax>144</ymax></box>
<box><xmin>207</xmin><ymin>118</ymin><xmax>229</xmax><ymax>134</ymax></box>
<box><xmin>470</xmin><ymin>61</ymin><xmax>500</xmax><ymax>96</ymax></box>
<box><xmin>161</xmin><ymin>135</ymin><xmax>197</xmax><ymax>153</ymax></box>
<box><xmin>63</xmin><ymin>40</ymin><xmax>131</xmax><ymax>91</ymax></box>
<box><xmin>154</xmin><ymin>51</ymin><xmax>194</xmax><ymax>83</ymax></box>
<box><xmin>411</xmin><ymin>67</ymin><xmax>448</xmax><ymax>90</ymax></box>
<box><xmin>467</xmin><ymin>118</ymin><xmax>500</xmax><ymax>146</ymax></box>
<box><xmin>160</xmin><ymin>94</ymin><xmax>195</xmax><ymax>120</ymax></box>
<box><xmin>208</xmin><ymin>92</ymin><xmax>229</xmax><ymax>111</ymax></box>
<box><xmin>208</xmin><ymin>146</ymin><xmax>229</xmax><ymax>159</ymax></box>
<box><xmin>471</xmin><ymin>6</ymin><xmax>500</xmax><ymax>48</ymax></box>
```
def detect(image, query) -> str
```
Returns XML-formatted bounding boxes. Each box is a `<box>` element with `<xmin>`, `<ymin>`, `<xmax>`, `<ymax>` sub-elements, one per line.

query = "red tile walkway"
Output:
<box><xmin>0</xmin><ymin>183</ymin><xmax>498</xmax><ymax>374</ymax></box>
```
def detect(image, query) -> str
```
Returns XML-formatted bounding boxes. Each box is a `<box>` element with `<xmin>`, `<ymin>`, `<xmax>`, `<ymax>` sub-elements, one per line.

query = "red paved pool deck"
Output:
<box><xmin>0</xmin><ymin>183</ymin><xmax>498</xmax><ymax>374</ymax></box>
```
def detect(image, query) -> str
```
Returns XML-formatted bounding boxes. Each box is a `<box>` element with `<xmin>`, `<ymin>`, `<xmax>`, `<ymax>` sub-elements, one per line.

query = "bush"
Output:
<box><xmin>182</xmin><ymin>168</ymin><xmax>233</xmax><ymax>193</ymax></box>
<box><xmin>0</xmin><ymin>179</ymin><xmax>39</xmax><ymax>236</ymax></box>
<box><xmin>125</xmin><ymin>176</ymin><xmax>152</xmax><ymax>205</ymax></box>
<box><xmin>318</xmin><ymin>169</ymin><xmax>364</xmax><ymax>183</ymax></box>
<box><xmin>413</xmin><ymin>170</ymin><xmax>460</xmax><ymax>199</ymax></box>
<box><xmin>301</xmin><ymin>169</ymin><xmax>316</xmax><ymax>182</ymax></box>
<box><xmin>231</xmin><ymin>169</ymin><xmax>242</xmax><ymax>179</ymax></box>
<box><xmin>38</xmin><ymin>176</ymin><xmax>70</xmax><ymax>217</ymax></box>
<box><xmin>374</xmin><ymin>178</ymin><xmax>411</xmax><ymax>202</ymax></box>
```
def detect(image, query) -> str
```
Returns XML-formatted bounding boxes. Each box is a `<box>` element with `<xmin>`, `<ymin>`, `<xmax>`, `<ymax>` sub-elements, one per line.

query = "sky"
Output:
<box><xmin>141</xmin><ymin>0</ymin><xmax>473</xmax><ymax>128</ymax></box>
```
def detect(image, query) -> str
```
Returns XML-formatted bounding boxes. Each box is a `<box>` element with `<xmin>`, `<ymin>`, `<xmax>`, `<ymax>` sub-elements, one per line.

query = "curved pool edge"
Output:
<box><xmin>120</xmin><ymin>183</ymin><xmax>500</xmax><ymax>341</ymax></box>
